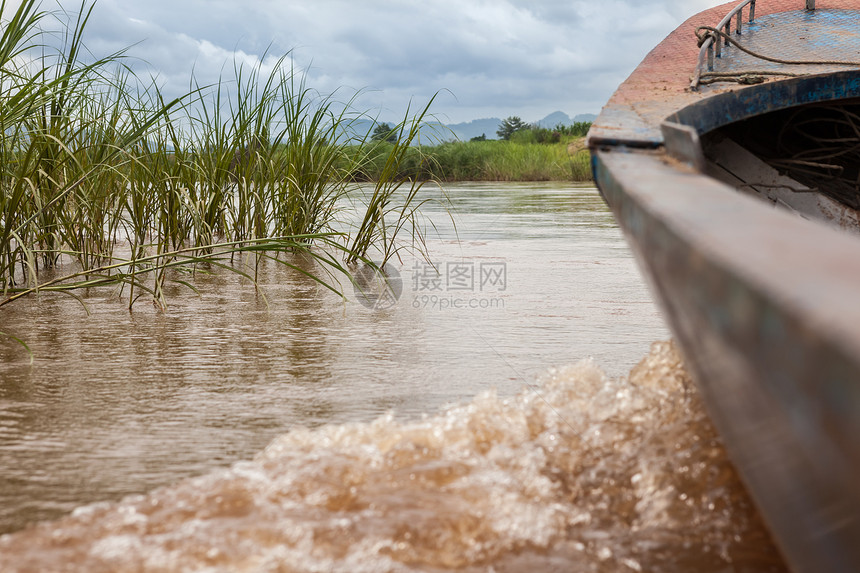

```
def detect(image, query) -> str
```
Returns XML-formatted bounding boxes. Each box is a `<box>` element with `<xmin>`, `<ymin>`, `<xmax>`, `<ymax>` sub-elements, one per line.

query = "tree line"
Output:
<box><xmin>492</xmin><ymin>116</ymin><xmax>591</xmax><ymax>142</ymax></box>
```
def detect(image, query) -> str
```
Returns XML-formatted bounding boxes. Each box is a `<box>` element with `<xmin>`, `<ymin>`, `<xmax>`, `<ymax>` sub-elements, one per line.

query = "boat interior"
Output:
<box><xmin>702</xmin><ymin>97</ymin><xmax>860</xmax><ymax>235</ymax></box>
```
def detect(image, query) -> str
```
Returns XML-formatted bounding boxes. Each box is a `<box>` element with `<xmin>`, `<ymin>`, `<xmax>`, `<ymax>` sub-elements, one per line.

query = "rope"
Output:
<box><xmin>698</xmin><ymin>71</ymin><xmax>803</xmax><ymax>85</ymax></box>
<box><xmin>766</xmin><ymin>103</ymin><xmax>860</xmax><ymax>208</ymax></box>
<box><xmin>736</xmin><ymin>182</ymin><xmax>818</xmax><ymax>193</ymax></box>
<box><xmin>693</xmin><ymin>25</ymin><xmax>860</xmax><ymax>87</ymax></box>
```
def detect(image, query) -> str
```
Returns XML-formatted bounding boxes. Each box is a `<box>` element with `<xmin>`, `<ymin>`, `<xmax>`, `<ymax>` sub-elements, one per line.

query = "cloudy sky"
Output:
<box><xmin>14</xmin><ymin>0</ymin><xmax>729</xmax><ymax>123</ymax></box>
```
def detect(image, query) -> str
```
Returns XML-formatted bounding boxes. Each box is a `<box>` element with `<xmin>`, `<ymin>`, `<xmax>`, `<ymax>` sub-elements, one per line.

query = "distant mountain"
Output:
<box><xmin>337</xmin><ymin>111</ymin><xmax>597</xmax><ymax>143</ymax></box>
<box><xmin>445</xmin><ymin>118</ymin><xmax>502</xmax><ymax>142</ymax></box>
<box><xmin>536</xmin><ymin>111</ymin><xmax>597</xmax><ymax>129</ymax></box>
<box><xmin>536</xmin><ymin>111</ymin><xmax>572</xmax><ymax>129</ymax></box>
<box><xmin>449</xmin><ymin>111</ymin><xmax>597</xmax><ymax>141</ymax></box>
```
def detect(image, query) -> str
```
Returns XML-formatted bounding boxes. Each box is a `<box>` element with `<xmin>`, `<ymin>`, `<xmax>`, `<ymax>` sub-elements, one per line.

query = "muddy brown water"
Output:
<box><xmin>0</xmin><ymin>183</ymin><xmax>786</xmax><ymax>571</ymax></box>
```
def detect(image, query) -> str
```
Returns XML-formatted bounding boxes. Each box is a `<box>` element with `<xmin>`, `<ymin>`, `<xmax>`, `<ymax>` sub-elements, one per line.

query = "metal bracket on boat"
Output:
<box><xmin>661</xmin><ymin>121</ymin><xmax>706</xmax><ymax>171</ymax></box>
<box><xmin>692</xmin><ymin>0</ymin><xmax>817</xmax><ymax>89</ymax></box>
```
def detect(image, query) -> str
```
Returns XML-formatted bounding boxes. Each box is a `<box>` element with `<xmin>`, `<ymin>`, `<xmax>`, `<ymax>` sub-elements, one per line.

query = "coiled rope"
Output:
<box><xmin>693</xmin><ymin>25</ymin><xmax>860</xmax><ymax>87</ymax></box>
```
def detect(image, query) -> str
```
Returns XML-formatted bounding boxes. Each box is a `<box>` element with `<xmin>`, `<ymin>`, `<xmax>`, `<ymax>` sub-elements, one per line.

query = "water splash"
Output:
<box><xmin>0</xmin><ymin>341</ymin><xmax>786</xmax><ymax>572</ymax></box>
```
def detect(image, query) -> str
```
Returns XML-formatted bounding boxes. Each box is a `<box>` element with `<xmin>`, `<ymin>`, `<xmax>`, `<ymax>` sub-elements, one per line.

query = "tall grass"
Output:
<box><xmin>347</xmin><ymin>97</ymin><xmax>438</xmax><ymax>265</ymax></box>
<box><xmin>0</xmin><ymin>0</ymin><xmax>436</xmax><ymax>310</ymax></box>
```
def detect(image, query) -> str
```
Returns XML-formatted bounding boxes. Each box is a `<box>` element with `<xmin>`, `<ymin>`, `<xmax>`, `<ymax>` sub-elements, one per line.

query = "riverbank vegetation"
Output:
<box><xmin>346</xmin><ymin>118</ymin><xmax>592</xmax><ymax>182</ymax></box>
<box><xmin>0</xmin><ymin>0</ymin><xmax>593</xmax><ymax>326</ymax></box>
<box><xmin>347</xmin><ymin>136</ymin><xmax>591</xmax><ymax>183</ymax></box>
<box><xmin>0</xmin><ymin>0</ymin><xmax>435</xmax><ymax>313</ymax></box>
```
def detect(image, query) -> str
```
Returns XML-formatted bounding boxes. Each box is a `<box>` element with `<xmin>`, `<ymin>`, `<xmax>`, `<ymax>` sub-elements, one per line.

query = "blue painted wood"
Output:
<box><xmin>589</xmin><ymin>6</ymin><xmax>860</xmax><ymax>571</ymax></box>
<box><xmin>669</xmin><ymin>70</ymin><xmax>860</xmax><ymax>135</ymax></box>
<box><xmin>594</xmin><ymin>148</ymin><xmax>860</xmax><ymax>573</ymax></box>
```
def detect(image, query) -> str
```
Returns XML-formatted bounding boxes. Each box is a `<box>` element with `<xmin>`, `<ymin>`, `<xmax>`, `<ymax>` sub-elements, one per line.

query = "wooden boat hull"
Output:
<box><xmin>590</xmin><ymin>2</ymin><xmax>860</xmax><ymax>571</ymax></box>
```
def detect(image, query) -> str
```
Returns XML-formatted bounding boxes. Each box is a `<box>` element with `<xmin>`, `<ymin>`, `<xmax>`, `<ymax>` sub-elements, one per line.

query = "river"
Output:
<box><xmin>0</xmin><ymin>183</ymin><xmax>786</xmax><ymax>571</ymax></box>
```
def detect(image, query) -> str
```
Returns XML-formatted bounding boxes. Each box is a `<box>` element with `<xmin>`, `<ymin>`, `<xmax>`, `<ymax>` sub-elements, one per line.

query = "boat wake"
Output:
<box><xmin>0</xmin><ymin>342</ymin><xmax>786</xmax><ymax>572</ymax></box>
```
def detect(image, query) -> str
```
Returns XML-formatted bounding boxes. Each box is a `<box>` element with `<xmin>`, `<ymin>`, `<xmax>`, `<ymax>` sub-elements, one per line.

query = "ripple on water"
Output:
<box><xmin>0</xmin><ymin>341</ymin><xmax>786</xmax><ymax>572</ymax></box>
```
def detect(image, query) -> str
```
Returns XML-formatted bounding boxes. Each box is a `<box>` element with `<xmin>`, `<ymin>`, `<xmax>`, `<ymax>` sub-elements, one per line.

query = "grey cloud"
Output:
<box><xmin>18</xmin><ymin>0</ymin><xmax>728</xmax><ymax>122</ymax></box>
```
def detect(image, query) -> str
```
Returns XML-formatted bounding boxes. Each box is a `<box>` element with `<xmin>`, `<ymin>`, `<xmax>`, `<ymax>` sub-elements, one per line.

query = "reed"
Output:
<box><xmin>0</xmin><ymin>0</ymin><xmax>438</xmax><ymax>310</ymax></box>
<box><xmin>347</xmin><ymin>97</ymin><xmax>438</xmax><ymax>265</ymax></box>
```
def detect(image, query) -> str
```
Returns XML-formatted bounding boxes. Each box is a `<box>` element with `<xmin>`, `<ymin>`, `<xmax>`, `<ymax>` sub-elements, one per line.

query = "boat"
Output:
<box><xmin>587</xmin><ymin>1</ymin><xmax>860</xmax><ymax>571</ymax></box>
